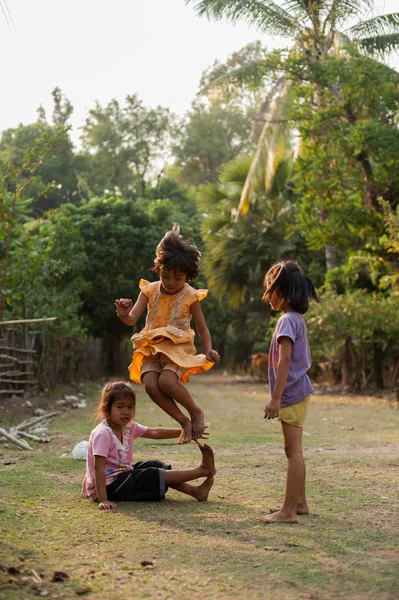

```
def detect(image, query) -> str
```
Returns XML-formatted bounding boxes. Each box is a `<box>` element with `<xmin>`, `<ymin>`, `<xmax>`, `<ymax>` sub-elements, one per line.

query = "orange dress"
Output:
<box><xmin>128</xmin><ymin>279</ymin><xmax>215</xmax><ymax>384</ymax></box>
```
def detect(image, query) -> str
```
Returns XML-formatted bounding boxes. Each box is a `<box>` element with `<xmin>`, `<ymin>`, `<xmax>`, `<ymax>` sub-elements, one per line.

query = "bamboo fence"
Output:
<box><xmin>0</xmin><ymin>318</ymin><xmax>57</xmax><ymax>397</ymax></box>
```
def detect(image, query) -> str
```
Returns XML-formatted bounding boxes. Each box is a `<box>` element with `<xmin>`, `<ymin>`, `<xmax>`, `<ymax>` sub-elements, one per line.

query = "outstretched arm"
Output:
<box><xmin>142</xmin><ymin>426</ymin><xmax>209</xmax><ymax>440</ymax></box>
<box><xmin>190</xmin><ymin>301</ymin><xmax>220</xmax><ymax>363</ymax></box>
<box><xmin>115</xmin><ymin>292</ymin><xmax>148</xmax><ymax>326</ymax></box>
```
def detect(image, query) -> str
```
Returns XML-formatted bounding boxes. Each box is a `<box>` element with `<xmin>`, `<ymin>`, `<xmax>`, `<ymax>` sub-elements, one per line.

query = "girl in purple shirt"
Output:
<box><xmin>82</xmin><ymin>381</ymin><xmax>215</xmax><ymax>510</ymax></box>
<box><xmin>260</xmin><ymin>260</ymin><xmax>321</xmax><ymax>524</ymax></box>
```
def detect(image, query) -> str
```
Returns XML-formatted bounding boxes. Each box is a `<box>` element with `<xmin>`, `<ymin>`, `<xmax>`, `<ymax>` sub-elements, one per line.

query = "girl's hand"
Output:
<box><xmin>264</xmin><ymin>398</ymin><xmax>280</xmax><ymax>420</ymax></box>
<box><xmin>114</xmin><ymin>298</ymin><xmax>133</xmax><ymax>317</ymax></box>
<box><xmin>206</xmin><ymin>349</ymin><xmax>220</xmax><ymax>363</ymax></box>
<box><xmin>99</xmin><ymin>500</ymin><xmax>117</xmax><ymax>511</ymax></box>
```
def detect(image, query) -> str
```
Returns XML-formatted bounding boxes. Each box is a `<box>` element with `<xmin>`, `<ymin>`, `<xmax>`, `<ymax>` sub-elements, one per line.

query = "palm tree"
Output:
<box><xmin>197</xmin><ymin>153</ymin><xmax>292</xmax><ymax>308</ymax></box>
<box><xmin>187</xmin><ymin>1</ymin><xmax>399</xmax><ymax>214</ymax></box>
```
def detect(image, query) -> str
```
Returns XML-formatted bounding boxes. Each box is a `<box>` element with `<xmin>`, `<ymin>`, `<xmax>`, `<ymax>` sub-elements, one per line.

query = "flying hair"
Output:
<box><xmin>263</xmin><ymin>260</ymin><xmax>321</xmax><ymax>314</ymax></box>
<box><xmin>153</xmin><ymin>223</ymin><xmax>201</xmax><ymax>281</ymax></box>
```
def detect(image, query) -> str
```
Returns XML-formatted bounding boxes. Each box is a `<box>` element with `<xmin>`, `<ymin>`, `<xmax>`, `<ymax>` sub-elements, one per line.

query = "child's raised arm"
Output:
<box><xmin>115</xmin><ymin>292</ymin><xmax>148</xmax><ymax>326</ymax></box>
<box><xmin>190</xmin><ymin>301</ymin><xmax>220</xmax><ymax>363</ymax></box>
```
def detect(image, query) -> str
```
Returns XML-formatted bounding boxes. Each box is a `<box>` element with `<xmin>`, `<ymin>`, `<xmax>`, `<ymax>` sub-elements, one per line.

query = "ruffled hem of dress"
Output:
<box><xmin>128</xmin><ymin>342</ymin><xmax>214</xmax><ymax>384</ymax></box>
<box><xmin>132</xmin><ymin>326</ymin><xmax>195</xmax><ymax>348</ymax></box>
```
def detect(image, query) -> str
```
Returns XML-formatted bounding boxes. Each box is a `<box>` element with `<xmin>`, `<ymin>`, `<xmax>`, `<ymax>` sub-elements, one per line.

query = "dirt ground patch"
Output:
<box><xmin>1</xmin><ymin>375</ymin><xmax>398</xmax><ymax>600</ymax></box>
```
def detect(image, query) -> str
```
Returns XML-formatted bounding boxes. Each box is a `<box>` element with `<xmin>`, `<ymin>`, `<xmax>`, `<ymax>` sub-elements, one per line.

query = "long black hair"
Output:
<box><xmin>263</xmin><ymin>260</ymin><xmax>321</xmax><ymax>314</ymax></box>
<box><xmin>153</xmin><ymin>223</ymin><xmax>201</xmax><ymax>281</ymax></box>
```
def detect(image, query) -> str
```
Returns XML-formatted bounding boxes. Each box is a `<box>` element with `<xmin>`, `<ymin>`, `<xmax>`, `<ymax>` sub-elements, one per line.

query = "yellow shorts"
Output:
<box><xmin>278</xmin><ymin>395</ymin><xmax>310</xmax><ymax>428</ymax></box>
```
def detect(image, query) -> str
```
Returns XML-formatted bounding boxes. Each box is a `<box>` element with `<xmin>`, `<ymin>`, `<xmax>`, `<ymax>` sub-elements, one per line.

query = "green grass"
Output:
<box><xmin>1</xmin><ymin>376</ymin><xmax>398</xmax><ymax>599</ymax></box>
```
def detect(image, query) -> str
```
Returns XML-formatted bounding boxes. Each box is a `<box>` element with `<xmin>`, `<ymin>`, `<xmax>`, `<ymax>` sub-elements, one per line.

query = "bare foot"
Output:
<box><xmin>260</xmin><ymin>510</ymin><xmax>298</xmax><ymax>524</ymax></box>
<box><xmin>192</xmin><ymin>474</ymin><xmax>215</xmax><ymax>502</ymax></box>
<box><xmin>197</xmin><ymin>443</ymin><xmax>215</xmax><ymax>475</ymax></box>
<box><xmin>177</xmin><ymin>420</ymin><xmax>192</xmax><ymax>444</ymax></box>
<box><xmin>269</xmin><ymin>504</ymin><xmax>309</xmax><ymax>515</ymax></box>
<box><xmin>191</xmin><ymin>408</ymin><xmax>205</xmax><ymax>440</ymax></box>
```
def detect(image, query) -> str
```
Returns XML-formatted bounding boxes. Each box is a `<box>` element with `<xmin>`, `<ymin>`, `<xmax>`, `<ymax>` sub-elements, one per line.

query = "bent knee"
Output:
<box><xmin>158</xmin><ymin>375</ymin><xmax>179</xmax><ymax>396</ymax></box>
<box><xmin>143</xmin><ymin>379</ymin><xmax>160</xmax><ymax>398</ymax></box>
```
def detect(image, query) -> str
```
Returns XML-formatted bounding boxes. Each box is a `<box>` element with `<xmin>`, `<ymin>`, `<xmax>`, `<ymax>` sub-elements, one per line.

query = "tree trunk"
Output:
<box><xmin>373</xmin><ymin>344</ymin><xmax>384</xmax><ymax>390</ymax></box>
<box><xmin>344</xmin><ymin>105</ymin><xmax>378</xmax><ymax>211</ymax></box>
<box><xmin>341</xmin><ymin>337</ymin><xmax>360</xmax><ymax>390</ymax></box>
<box><xmin>104</xmin><ymin>331</ymin><xmax>128</xmax><ymax>376</ymax></box>
<box><xmin>325</xmin><ymin>244</ymin><xmax>337</xmax><ymax>271</ymax></box>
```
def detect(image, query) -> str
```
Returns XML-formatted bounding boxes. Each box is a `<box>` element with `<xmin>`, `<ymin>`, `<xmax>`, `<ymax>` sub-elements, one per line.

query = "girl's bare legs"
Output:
<box><xmin>158</xmin><ymin>370</ymin><xmax>205</xmax><ymax>439</ymax></box>
<box><xmin>166</xmin><ymin>444</ymin><xmax>215</xmax><ymax>501</ymax></box>
<box><xmin>260</xmin><ymin>423</ymin><xmax>306</xmax><ymax>524</ymax></box>
<box><xmin>268</xmin><ymin>459</ymin><xmax>309</xmax><ymax>515</ymax></box>
<box><xmin>142</xmin><ymin>372</ymin><xmax>192</xmax><ymax>444</ymax></box>
<box><xmin>171</xmin><ymin>476</ymin><xmax>215</xmax><ymax>501</ymax></box>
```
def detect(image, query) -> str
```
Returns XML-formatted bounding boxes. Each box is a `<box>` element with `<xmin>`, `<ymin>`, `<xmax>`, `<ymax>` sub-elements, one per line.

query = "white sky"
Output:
<box><xmin>1</xmin><ymin>0</ymin><xmax>398</xmax><ymax>146</ymax></box>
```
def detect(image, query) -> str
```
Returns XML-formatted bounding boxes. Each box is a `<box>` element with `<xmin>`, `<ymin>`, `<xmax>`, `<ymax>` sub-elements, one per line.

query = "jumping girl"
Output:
<box><xmin>115</xmin><ymin>224</ymin><xmax>220</xmax><ymax>444</ymax></box>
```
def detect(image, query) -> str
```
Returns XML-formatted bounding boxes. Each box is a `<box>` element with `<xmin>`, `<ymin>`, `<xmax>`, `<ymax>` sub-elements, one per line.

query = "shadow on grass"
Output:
<box><xmin>114</xmin><ymin>494</ymin><xmax>321</xmax><ymax>549</ymax></box>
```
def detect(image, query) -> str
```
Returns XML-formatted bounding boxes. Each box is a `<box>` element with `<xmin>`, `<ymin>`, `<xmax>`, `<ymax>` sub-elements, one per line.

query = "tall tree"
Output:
<box><xmin>187</xmin><ymin>1</ymin><xmax>399</xmax><ymax>211</ymax></box>
<box><xmin>0</xmin><ymin>88</ymin><xmax>79</xmax><ymax>213</ymax></box>
<box><xmin>0</xmin><ymin>126</ymin><xmax>67</xmax><ymax>319</ymax></box>
<box><xmin>174</xmin><ymin>100</ymin><xmax>254</xmax><ymax>186</ymax></box>
<box><xmin>80</xmin><ymin>95</ymin><xmax>179</xmax><ymax>198</ymax></box>
<box><xmin>292</xmin><ymin>53</ymin><xmax>399</xmax><ymax>264</ymax></box>
<box><xmin>197</xmin><ymin>153</ymin><xmax>293</xmax><ymax>307</ymax></box>
<box><xmin>197</xmin><ymin>152</ymin><xmax>294</xmax><ymax>363</ymax></box>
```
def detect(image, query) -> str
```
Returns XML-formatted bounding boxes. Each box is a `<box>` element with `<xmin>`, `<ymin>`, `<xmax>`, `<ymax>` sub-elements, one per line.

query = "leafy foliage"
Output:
<box><xmin>188</xmin><ymin>1</ymin><xmax>399</xmax><ymax>214</ymax></box>
<box><xmin>306</xmin><ymin>289</ymin><xmax>399</xmax><ymax>388</ymax></box>
<box><xmin>0</xmin><ymin>125</ymin><xmax>69</xmax><ymax>319</ymax></box>
<box><xmin>3</xmin><ymin>14</ymin><xmax>399</xmax><ymax>388</ymax></box>
<box><xmin>292</xmin><ymin>53</ymin><xmax>399</xmax><ymax>255</ymax></box>
<box><xmin>173</xmin><ymin>99</ymin><xmax>254</xmax><ymax>187</ymax></box>
<box><xmin>80</xmin><ymin>95</ymin><xmax>179</xmax><ymax>198</ymax></box>
<box><xmin>0</xmin><ymin>121</ymin><xmax>78</xmax><ymax>214</ymax></box>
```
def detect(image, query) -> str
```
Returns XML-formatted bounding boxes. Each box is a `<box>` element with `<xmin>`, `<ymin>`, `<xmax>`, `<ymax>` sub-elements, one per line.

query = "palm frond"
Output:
<box><xmin>219</xmin><ymin>154</ymin><xmax>253</xmax><ymax>184</ymax></box>
<box><xmin>238</xmin><ymin>80</ymin><xmax>293</xmax><ymax>214</ymax></box>
<box><xmin>186</xmin><ymin>0</ymin><xmax>297</xmax><ymax>37</ymax></box>
<box><xmin>320</xmin><ymin>1</ymin><xmax>372</xmax><ymax>35</ymax></box>
<box><xmin>348</xmin><ymin>12</ymin><xmax>399</xmax><ymax>39</ymax></box>
<box><xmin>246</xmin><ymin>77</ymin><xmax>286</xmax><ymax>143</ymax></box>
<box><xmin>201</xmin><ymin>57</ymin><xmax>278</xmax><ymax>100</ymax></box>
<box><xmin>268</xmin><ymin>157</ymin><xmax>292</xmax><ymax>198</ymax></box>
<box><xmin>356</xmin><ymin>33</ymin><xmax>399</xmax><ymax>56</ymax></box>
<box><xmin>350</xmin><ymin>12</ymin><xmax>399</xmax><ymax>56</ymax></box>
<box><xmin>196</xmin><ymin>182</ymin><xmax>226</xmax><ymax>210</ymax></box>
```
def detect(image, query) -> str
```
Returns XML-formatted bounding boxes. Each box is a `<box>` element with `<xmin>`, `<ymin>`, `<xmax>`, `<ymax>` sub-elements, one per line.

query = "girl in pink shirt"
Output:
<box><xmin>82</xmin><ymin>381</ymin><xmax>216</xmax><ymax>510</ymax></box>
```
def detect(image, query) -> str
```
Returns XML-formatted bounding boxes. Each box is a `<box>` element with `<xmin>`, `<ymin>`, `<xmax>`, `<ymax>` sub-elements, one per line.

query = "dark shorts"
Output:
<box><xmin>106</xmin><ymin>460</ymin><xmax>171</xmax><ymax>502</ymax></box>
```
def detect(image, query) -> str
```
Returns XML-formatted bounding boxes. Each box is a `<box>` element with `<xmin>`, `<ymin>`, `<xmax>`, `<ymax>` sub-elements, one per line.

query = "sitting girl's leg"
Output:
<box><xmin>108</xmin><ymin>445</ymin><xmax>216</xmax><ymax>503</ymax></box>
<box><xmin>142</xmin><ymin>372</ymin><xmax>192</xmax><ymax>444</ymax></box>
<box><xmin>260</xmin><ymin>422</ymin><xmax>305</xmax><ymax>524</ymax></box>
<box><xmin>157</xmin><ymin>370</ymin><xmax>205</xmax><ymax>439</ymax></box>
<box><xmin>166</xmin><ymin>443</ymin><xmax>215</xmax><ymax>501</ymax></box>
<box><xmin>171</xmin><ymin>475</ymin><xmax>215</xmax><ymax>502</ymax></box>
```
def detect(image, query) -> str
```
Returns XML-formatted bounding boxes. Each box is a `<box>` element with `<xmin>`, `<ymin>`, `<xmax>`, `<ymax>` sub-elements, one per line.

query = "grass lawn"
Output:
<box><xmin>1</xmin><ymin>375</ymin><xmax>398</xmax><ymax>599</ymax></box>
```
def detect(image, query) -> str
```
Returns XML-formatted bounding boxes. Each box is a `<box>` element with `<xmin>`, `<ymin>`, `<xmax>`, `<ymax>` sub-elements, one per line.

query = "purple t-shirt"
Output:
<box><xmin>269</xmin><ymin>311</ymin><xmax>313</xmax><ymax>408</ymax></box>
